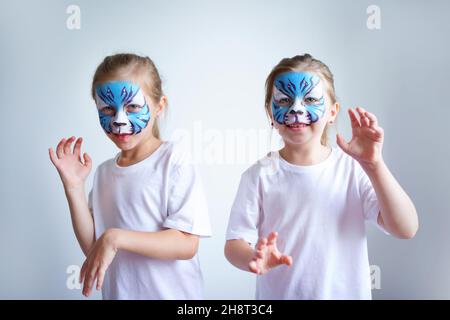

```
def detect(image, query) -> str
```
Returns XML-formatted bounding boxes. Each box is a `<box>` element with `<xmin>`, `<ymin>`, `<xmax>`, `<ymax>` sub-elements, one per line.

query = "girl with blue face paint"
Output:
<box><xmin>48</xmin><ymin>53</ymin><xmax>211</xmax><ymax>299</ymax></box>
<box><xmin>225</xmin><ymin>54</ymin><xmax>419</xmax><ymax>299</ymax></box>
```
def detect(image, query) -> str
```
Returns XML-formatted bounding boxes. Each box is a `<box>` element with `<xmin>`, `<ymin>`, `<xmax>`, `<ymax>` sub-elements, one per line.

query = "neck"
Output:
<box><xmin>279</xmin><ymin>140</ymin><xmax>331</xmax><ymax>166</ymax></box>
<box><xmin>118</xmin><ymin>135</ymin><xmax>162</xmax><ymax>166</ymax></box>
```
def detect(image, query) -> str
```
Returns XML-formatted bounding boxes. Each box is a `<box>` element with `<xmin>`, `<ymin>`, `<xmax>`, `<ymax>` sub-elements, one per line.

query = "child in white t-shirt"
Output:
<box><xmin>224</xmin><ymin>54</ymin><xmax>418</xmax><ymax>299</ymax></box>
<box><xmin>49</xmin><ymin>53</ymin><xmax>211</xmax><ymax>299</ymax></box>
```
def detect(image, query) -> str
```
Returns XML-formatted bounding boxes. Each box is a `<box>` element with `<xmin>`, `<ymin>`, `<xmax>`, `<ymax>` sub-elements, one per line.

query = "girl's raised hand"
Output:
<box><xmin>336</xmin><ymin>107</ymin><xmax>384</xmax><ymax>169</ymax></box>
<box><xmin>48</xmin><ymin>136</ymin><xmax>92</xmax><ymax>190</ymax></box>
<box><xmin>248</xmin><ymin>231</ymin><xmax>293</xmax><ymax>275</ymax></box>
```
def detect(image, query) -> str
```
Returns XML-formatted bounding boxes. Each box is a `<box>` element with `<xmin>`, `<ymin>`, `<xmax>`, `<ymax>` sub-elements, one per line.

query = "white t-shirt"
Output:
<box><xmin>226</xmin><ymin>147</ymin><xmax>387</xmax><ymax>300</ymax></box>
<box><xmin>88</xmin><ymin>141</ymin><xmax>212</xmax><ymax>300</ymax></box>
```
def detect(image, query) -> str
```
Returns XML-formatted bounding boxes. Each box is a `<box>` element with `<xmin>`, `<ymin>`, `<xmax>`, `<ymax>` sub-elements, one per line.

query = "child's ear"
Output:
<box><xmin>330</xmin><ymin>102</ymin><xmax>340</xmax><ymax>120</ymax></box>
<box><xmin>156</xmin><ymin>96</ymin><xmax>168</xmax><ymax>117</ymax></box>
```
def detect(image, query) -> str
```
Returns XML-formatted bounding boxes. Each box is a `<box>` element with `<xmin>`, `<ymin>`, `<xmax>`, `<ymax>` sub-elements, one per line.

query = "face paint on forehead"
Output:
<box><xmin>94</xmin><ymin>80</ymin><xmax>151</xmax><ymax>135</ymax></box>
<box><xmin>271</xmin><ymin>72</ymin><xmax>326</xmax><ymax>126</ymax></box>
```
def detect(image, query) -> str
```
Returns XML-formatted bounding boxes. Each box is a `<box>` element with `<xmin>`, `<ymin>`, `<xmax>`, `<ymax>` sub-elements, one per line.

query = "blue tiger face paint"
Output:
<box><xmin>94</xmin><ymin>81</ymin><xmax>151</xmax><ymax>135</ymax></box>
<box><xmin>272</xmin><ymin>72</ymin><xmax>326</xmax><ymax>126</ymax></box>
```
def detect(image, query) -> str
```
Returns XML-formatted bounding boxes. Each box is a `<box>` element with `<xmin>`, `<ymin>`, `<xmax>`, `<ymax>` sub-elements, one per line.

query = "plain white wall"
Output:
<box><xmin>1</xmin><ymin>0</ymin><xmax>449</xmax><ymax>299</ymax></box>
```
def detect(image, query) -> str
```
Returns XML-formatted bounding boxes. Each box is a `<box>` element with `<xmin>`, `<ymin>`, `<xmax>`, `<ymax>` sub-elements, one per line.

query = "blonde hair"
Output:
<box><xmin>91</xmin><ymin>53</ymin><xmax>165</xmax><ymax>139</ymax></box>
<box><xmin>264</xmin><ymin>53</ymin><xmax>337</xmax><ymax>146</ymax></box>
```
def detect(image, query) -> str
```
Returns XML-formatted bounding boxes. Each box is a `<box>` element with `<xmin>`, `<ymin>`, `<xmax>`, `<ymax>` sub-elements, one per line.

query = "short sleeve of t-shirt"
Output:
<box><xmin>163</xmin><ymin>161</ymin><xmax>212</xmax><ymax>237</ymax></box>
<box><xmin>226</xmin><ymin>169</ymin><xmax>260</xmax><ymax>245</ymax></box>
<box><xmin>357</xmin><ymin>166</ymin><xmax>389</xmax><ymax>235</ymax></box>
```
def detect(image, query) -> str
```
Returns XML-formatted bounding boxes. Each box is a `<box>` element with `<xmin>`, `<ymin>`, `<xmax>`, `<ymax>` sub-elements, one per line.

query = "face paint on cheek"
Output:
<box><xmin>94</xmin><ymin>81</ymin><xmax>151</xmax><ymax>135</ymax></box>
<box><xmin>271</xmin><ymin>72</ymin><xmax>326</xmax><ymax>126</ymax></box>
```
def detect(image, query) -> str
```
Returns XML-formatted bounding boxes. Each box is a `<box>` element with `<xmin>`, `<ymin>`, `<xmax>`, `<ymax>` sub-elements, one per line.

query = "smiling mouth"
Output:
<box><xmin>112</xmin><ymin>133</ymin><xmax>133</xmax><ymax>142</ymax></box>
<box><xmin>286</xmin><ymin>122</ymin><xmax>310</xmax><ymax>128</ymax></box>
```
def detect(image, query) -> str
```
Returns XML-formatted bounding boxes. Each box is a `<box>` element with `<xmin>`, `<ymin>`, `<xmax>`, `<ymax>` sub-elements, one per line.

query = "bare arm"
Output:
<box><xmin>337</xmin><ymin>107</ymin><xmax>419</xmax><ymax>239</ymax></box>
<box><xmin>49</xmin><ymin>136</ymin><xmax>95</xmax><ymax>255</ymax></box>
<box><xmin>64</xmin><ymin>185</ymin><xmax>95</xmax><ymax>255</ymax></box>
<box><xmin>110</xmin><ymin>228</ymin><xmax>199</xmax><ymax>260</ymax></box>
<box><xmin>224</xmin><ymin>239</ymin><xmax>255</xmax><ymax>272</ymax></box>
<box><xmin>363</xmin><ymin>160</ymin><xmax>418</xmax><ymax>239</ymax></box>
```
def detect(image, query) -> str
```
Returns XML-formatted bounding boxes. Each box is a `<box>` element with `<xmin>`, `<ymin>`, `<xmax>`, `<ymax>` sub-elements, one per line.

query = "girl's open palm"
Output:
<box><xmin>249</xmin><ymin>232</ymin><xmax>293</xmax><ymax>275</ymax></box>
<box><xmin>336</xmin><ymin>107</ymin><xmax>384</xmax><ymax>168</ymax></box>
<box><xmin>49</xmin><ymin>136</ymin><xmax>92</xmax><ymax>189</ymax></box>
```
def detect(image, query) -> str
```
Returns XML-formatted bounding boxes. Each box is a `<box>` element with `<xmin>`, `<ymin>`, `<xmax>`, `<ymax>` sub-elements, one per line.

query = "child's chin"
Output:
<box><xmin>284</xmin><ymin>136</ymin><xmax>310</xmax><ymax>145</ymax></box>
<box><xmin>279</xmin><ymin>129</ymin><xmax>313</xmax><ymax>145</ymax></box>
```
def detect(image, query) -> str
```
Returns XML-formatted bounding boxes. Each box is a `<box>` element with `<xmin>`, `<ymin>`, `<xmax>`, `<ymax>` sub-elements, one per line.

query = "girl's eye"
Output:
<box><xmin>101</xmin><ymin>106</ymin><xmax>115</xmax><ymax>115</ymax></box>
<box><xmin>304</xmin><ymin>97</ymin><xmax>318</xmax><ymax>104</ymax></box>
<box><xmin>126</xmin><ymin>104</ymin><xmax>142</xmax><ymax>113</ymax></box>
<box><xmin>275</xmin><ymin>97</ymin><xmax>292</xmax><ymax>106</ymax></box>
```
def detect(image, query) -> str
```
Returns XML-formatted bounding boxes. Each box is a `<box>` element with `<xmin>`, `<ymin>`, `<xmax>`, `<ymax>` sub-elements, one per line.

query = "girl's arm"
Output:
<box><xmin>361</xmin><ymin>159</ymin><xmax>418</xmax><ymax>239</ymax></box>
<box><xmin>337</xmin><ymin>107</ymin><xmax>418</xmax><ymax>239</ymax></box>
<box><xmin>225</xmin><ymin>239</ymin><xmax>255</xmax><ymax>272</ymax></box>
<box><xmin>49</xmin><ymin>136</ymin><xmax>95</xmax><ymax>255</ymax></box>
<box><xmin>64</xmin><ymin>185</ymin><xmax>95</xmax><ymax>255</ymax></box>
<box><xmin>109</xmin><ymin>228</ymin><xmax>199</xmax><ymax>260</ymax></box>
<box><xmin>79</xmin><ymin>228</ymin><xmax>199</xmax><ymax>297</ymax></box>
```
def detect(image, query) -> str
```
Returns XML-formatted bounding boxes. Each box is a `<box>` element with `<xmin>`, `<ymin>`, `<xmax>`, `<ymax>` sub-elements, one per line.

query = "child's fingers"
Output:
<box><xmin>364</xmin><ymin>111</ymin><xmax>378</xmax><ymax>128</ymax></box>
<box><xmin>83</xmin><ymin>153</ymin><xmax>92</xmax><ymax>169</ymax></box>
<box><xmin>48</xmin><ymin>148</ymin><xmax>59</xmax><ymax>166</ymax></box>
<box><xmin>348</xmin><ymin>108</ymin><xmax>361</xmax><ymax>128</ymax></box>
<box><xmin>96</xmin><ymin>266</ymin><xmax>106</xmax><ymax>290</ymax></box>
<box><xmin>356</xmin><ymin>107</ymin><xmax>370</xmax><ymax>127</ymax></box>
<box><xmin>249</xmin><ymin>260</ymin><xmax>259</xmax><ymax>274</ymax></box>
<box><xmin>267</xmin><ymin>231</ymin><xmax>278</xmax><ymax>246</ymax></box>
<box><xmin>79</xmin><ymin>260</ymin><xmax>88</xmax><ymax>284</ymax></box>
<box><xmin>56</xmin><ymin>138</ymin><xmax>66</xmax><ymax>159</ymax></box>
<box><xmin>255</xmin><ymin>249</ymin><xmax>264</xmax><ymax>259</ymax></box>
<box><xmin>64</xmin><ymin>136</ymin><xmax>76</xmax><ymax>155</ymax></box>
<box><xmin>280</xmin><ymin>255</ymin><xmax>293</xmax><ymax>267</ymax></box>
<box><xmin>260</xmin><ymin>238</ymin><xmax>267</xmax><ymax>248</ymax></box>
<box><xmin>356</xmin><ymin>106</ymin><xmax>366</xmax><ymax>115</ymax></box>
<box><xmin>83</xmin><ymin>265</ymin><xmax>99</xmax><ymax>297</ymax></box>
<box><xmin>364</xmin><ymin>117</ymin><xmax>370</xmax><ymax>127</ymax></box>
<box><xmin>362</xmin><ymin>116</ymin><xmax>370</xmax><ymax>127</ymax></box>
<box><xmin>73</xmin><ymin>137</ymin><xmax>83</xmax><ymax>158</ymax></box>
<box><xmin>256</xmin><ymin>237</ymin><xmax>267</xmax><ymax>251</ymax></box>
